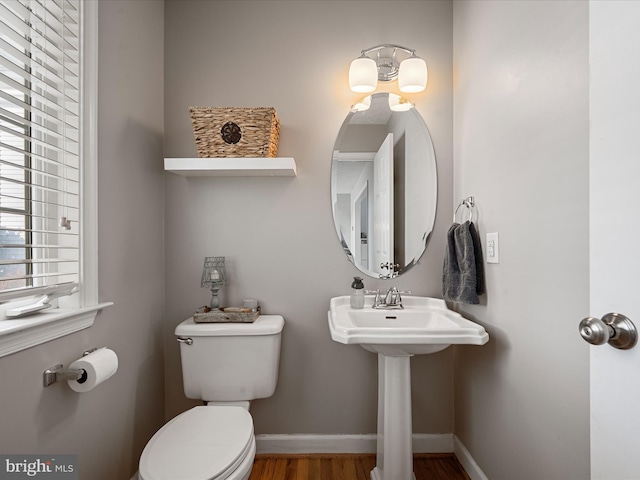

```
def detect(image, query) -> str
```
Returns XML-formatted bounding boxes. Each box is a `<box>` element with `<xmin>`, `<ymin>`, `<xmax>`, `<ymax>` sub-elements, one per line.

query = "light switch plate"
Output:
<box><xmin>486</xmin><ymin>232</ymin><xmax>499</xmax><ymax>264</ymax></box>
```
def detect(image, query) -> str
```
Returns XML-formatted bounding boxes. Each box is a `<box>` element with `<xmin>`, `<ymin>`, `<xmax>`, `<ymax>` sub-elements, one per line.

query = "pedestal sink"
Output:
<box><xmin>328</xmin><ymin>295</ymin><xmax>488</xmax><ymax>480</ymax></box>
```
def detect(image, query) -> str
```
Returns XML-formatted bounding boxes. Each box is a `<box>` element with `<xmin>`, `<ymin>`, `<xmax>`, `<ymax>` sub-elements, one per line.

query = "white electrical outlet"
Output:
<box><xmin>486</xmin><ymin>232</ymin><xmax>499</xmax><ymax>264</ymax></box>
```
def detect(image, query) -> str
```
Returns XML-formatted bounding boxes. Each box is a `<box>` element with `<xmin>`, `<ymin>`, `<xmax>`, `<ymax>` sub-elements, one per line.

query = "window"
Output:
<box><xmin>0</xmin><ymin>0</ymin><xmax>108</xmax><ymax>357</ymax></box>
<box><xmin>0</xmin><ymin>0</ymin><xmax>81</xmax><ymax>298</ymax></box>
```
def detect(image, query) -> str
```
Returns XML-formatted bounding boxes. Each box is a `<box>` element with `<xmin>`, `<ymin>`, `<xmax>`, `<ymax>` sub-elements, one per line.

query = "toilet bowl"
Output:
<box><xmin>139</xmin><ymin>406</ymin><xmax>255</xmax><ymax>480</ymax></box>
<box><xmin>139</xmin><ymin>315</ymin><xmax>284</xmax><ymax>480</ymax></box>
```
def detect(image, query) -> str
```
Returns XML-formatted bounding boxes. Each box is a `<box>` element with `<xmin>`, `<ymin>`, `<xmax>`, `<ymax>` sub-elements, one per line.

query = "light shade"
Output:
<box><xmin>349</xmin><ymin>57</ymin><xmax>378</xmax><ymax>93</ymax></box>
<box><xmin>398</xmin><ymin>56</ymin><xmax>428</xmax><ymax>93</ymax></box>
<box><xmin>388</xmin><ymin>94</ymin><xmax>413</xmax><ymax>112</ymax></box>
<box><xmin>351</xmin><ymin>95</ymin><xmax>372</xmax><ymax>112</ymax></box>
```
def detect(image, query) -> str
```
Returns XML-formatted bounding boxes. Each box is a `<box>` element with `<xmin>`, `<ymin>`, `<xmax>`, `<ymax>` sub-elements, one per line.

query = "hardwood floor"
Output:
<box><xmin>248</xmin><ymin>453</ymin><xmax>470</xmax><ymax>480</ymax></box>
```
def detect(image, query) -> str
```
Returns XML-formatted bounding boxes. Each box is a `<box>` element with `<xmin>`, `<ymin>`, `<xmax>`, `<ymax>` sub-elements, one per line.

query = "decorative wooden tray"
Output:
<box><xmin>193</xmin><ymin>306</ymin><xmax>260</xmax><ymax>323</ymax></box>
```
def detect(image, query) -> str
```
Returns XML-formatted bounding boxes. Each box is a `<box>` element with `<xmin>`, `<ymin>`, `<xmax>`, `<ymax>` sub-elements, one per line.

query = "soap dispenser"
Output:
<box><xmin>350</xmin><ymin>276</ymin><xmax>365</xmax><ymax>309</ymax></box>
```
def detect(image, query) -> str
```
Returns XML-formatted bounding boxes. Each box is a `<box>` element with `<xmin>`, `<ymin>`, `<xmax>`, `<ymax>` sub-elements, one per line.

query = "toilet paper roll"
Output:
<box><xmin>67</xmin><ymin>348</ymin><xmax>118</xmax><ymax>393</ymax></box>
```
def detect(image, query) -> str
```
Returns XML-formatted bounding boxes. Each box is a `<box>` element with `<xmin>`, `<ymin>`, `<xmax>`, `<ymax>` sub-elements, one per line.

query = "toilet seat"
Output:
<box><xmin>139</xmin><ymin>406</ymin><xmax>254</xmax><ymax>480</ymax></box>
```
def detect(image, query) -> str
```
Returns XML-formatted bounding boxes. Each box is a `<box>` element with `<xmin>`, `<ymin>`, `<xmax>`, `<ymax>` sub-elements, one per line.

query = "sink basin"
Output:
<box><xmin>328</xmin><ymin>295</ymin><xmax>489</xmax><ymax>356</ymax></box>
<box><xmin>328</xmin><ymin>294</ymin><xmax>489</xmax><ymax>480</ymax></box>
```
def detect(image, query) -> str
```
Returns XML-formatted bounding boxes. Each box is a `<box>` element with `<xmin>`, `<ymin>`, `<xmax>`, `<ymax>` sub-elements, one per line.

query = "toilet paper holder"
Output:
<box><xmin>43</xmin><ymin>348</ymin><xmax>98</xmax><ymax>387</ymax></box>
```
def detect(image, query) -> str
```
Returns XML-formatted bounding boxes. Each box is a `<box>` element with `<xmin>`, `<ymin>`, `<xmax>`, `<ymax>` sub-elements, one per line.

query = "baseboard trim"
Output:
<box><xmin>453</xmin><ymin>435</ymin><xmax>489</xmax><ymax>480</ymax></box>
<box><xmin>133</xmin><ymin>435</ymin><xmax>484</xmax><ymax>479</ymax></box>
<box><xmin>255</xmin><ymin>433</ymin><xmax>454</xmax><ymax>455</ymax></box>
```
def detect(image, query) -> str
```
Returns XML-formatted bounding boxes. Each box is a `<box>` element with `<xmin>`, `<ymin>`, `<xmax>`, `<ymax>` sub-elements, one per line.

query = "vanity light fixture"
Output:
<box><xmin>351</xmin><ymin>95</ymin><xmax>372</xmax><ymax>112</ymax></box>
<box><xmin>349</xmin><ymin>44</ymin><xmax>428</xmax><ymax>93</ymax></box>
<box><xmin>388</xmin><ymin>94</ymin><xmax>414</xmax><ymax>112</ymax></box>
<box><xmin>351</xmin><ymin>94</ymin><xmax>414</xmax><ymax>113</ymax></box>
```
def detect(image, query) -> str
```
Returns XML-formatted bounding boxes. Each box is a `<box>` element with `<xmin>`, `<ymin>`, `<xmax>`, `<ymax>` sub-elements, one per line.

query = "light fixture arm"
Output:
<box><xmin>357</xmin><ymin>44</ymin><xmax>418</xmax><ymax>82</ymax></box>
<box><xmin>359</xmin><ymin>44</ymin><xmax>416</xmax><ymax>57</ymax></box>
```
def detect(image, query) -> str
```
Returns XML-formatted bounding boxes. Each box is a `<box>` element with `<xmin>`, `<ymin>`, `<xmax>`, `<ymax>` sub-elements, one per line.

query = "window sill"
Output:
<box><xmin>0</xmin><ymin>302</ymin><xmax>113</xmax><ymax>358</ymax></box>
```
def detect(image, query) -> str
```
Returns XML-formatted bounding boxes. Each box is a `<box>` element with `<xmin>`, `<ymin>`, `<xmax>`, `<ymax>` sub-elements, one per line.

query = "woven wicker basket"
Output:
<box><xmin>189</xmin><ymin>107</ymin><xmax>280</xmax><ymax>158</ymax></box>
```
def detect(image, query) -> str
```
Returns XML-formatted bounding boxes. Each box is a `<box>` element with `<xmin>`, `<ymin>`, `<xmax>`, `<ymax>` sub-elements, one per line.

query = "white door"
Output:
<box><xmin>372</xmin><ymin>133</ymin><xmax>394</xmax><ymax>276</ymax></box>
<box><xmin>350</xmin><ymin>181</ymin><xmax>368</xmax><ymax>269</ymax></box>
<box><xmin>589</xmin><ymin>1</ymin><xmax>640</xmax><ymax>477</ymax></box>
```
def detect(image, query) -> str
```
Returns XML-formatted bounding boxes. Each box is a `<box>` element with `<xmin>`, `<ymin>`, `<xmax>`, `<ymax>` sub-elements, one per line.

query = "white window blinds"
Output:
<box><xmin>0</xmin><ymin>0</ymin><xmax>80</xmax><ymax>301</ymax></box>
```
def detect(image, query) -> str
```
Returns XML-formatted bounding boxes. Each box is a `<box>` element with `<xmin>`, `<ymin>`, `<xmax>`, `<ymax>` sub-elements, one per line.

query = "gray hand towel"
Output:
<box><xmin>442</xmin><ymin>221</ymin><xmax>482</xmax><ymax>304</ymax></box>
<box><xmin>469</xmin><ymin>222</ymin><xmax>485</xmax><ymax>295</ymax></box>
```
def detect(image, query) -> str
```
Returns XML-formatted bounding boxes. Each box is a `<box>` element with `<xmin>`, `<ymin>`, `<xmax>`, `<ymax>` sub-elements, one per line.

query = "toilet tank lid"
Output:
<box><xmin>175</xmin><ymin>315</ymin><xmax>284</xmax><ymax>337</ymax></box>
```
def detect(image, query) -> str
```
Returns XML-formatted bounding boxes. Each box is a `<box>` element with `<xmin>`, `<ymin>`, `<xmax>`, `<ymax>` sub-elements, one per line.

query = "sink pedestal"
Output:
<box><xmin>371</xmin><ymin>353</ymin><xmax>416</xmax><ymax>480</ymax></box>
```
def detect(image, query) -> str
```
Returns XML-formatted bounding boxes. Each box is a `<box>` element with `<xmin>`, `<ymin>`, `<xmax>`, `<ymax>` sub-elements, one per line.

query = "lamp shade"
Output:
<box><xmin>352</xmin><ymin>95</ymin><xmax>372</xmax><ymax>112</ymax></box>
<box><xmin>349</xmin><ymin>57</ymin><xmax>378</xmax><ymax>93</ymax></box>
<box><xmin>388</xmin><ymin>94</ymin><xmax>413</xmax><ymax>112</ymax></box>
<box><xmin>398</xmin><ymin>56</ymin><xmax>428</xmax><ymax>93</ymax></box>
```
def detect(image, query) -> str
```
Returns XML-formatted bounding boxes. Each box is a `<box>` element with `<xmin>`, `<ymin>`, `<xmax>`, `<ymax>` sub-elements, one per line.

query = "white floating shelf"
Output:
<box><xmin>164</xmin><ymin>157</ymin><xmax>297</xmax><ymax>177</ymax></box>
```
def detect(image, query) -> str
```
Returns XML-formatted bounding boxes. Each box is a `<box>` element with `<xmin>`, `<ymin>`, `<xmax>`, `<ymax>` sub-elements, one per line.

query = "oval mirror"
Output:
<box><xmin>331</xmin><ymin>92</ymin><xmax>437</xmax><ymax>279</ymax></box>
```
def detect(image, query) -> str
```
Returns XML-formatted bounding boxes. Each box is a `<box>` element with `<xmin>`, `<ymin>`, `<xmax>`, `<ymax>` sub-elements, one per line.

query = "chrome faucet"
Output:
<box><xmin>368</xmin><ymin>287</ymin><xmax>412</xmax><ymax>309</ymax></box>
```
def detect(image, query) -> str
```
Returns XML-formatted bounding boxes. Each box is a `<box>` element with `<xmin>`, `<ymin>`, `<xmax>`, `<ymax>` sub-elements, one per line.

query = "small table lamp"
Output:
<box><xmin>201</xmin><ymin>256</ymin><xmax>227</xmax><ymax>310</ymax></box>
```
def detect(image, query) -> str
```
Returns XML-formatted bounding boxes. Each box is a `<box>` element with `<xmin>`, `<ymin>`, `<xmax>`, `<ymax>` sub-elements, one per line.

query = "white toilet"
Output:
<box><xmin>139</xmin><ymin>315</ymin><xmax>284</xmax><ymax>480</ymax></box>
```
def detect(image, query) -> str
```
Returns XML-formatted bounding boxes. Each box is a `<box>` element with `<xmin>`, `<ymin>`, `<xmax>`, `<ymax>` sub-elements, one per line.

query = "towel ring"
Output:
<box><xmin>454</xmin><ymin>196</ymin><xmax>475</xmax><ymax>223</ymax></box>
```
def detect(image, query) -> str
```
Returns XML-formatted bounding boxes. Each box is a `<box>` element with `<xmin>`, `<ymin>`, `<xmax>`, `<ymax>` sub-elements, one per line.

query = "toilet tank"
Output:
<box><xmin>175</xmin><ymin>315</ymin><xmax>284</xmax><ymax>402</ymax></box>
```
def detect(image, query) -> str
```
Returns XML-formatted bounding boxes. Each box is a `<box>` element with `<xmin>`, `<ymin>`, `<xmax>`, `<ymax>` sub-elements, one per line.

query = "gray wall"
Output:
<box><xmin>163</xmin><ymin>0</ymin><xmax>455</xmax><ymax>435</ymax></box>
<box><xmin>0</xmin><ymin>2</ymin><xmax>593</xmax><ymax>478</ymax></box>
<box><xmin>0</xmin><ymin>2</ymin><xmax>165</xmax><ymax>479</ymax></box>
<box><xmin>452</xmin><ymin>1</ymin><xmax>590</xmax><ymax>478</ymax></box>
